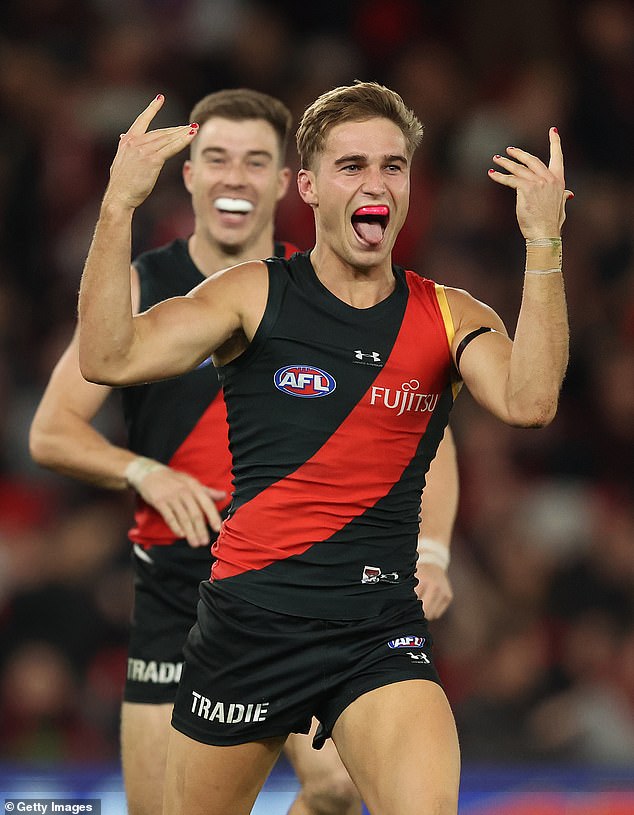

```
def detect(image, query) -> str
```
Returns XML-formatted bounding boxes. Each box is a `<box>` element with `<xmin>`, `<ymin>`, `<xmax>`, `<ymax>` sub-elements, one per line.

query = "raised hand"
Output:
<box><xmin>104</xmin><ymin>95</ymin><xmax>198</xmax><ymax>211</ymax></box>
<box><xmin>488</xmin><ymin>127</ymin><xmax>572</xmax><ymax>240</ymax></box>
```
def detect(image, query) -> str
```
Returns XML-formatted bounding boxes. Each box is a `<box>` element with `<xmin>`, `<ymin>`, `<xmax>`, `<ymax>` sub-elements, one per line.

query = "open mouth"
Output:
<box><xmin>213</xmin><ymin>197</ymin><xmax>254</xmax><ymax>215</ymax></box>
<box><xmin>351</xmin><ymin>205</ymin><xmax>389</xmax><ymax>247</ymax></box>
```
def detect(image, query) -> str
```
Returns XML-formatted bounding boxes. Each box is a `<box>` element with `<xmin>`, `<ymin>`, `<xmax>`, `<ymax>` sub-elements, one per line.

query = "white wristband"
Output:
<box><xmin>124</xmin><ymin>456</ymin><xmax>164</xmax><ymax>490</ymax></box>
<box><xmin>417</xmin><ymin>537</ymin><xmax>450</xmax><ymax>571</ymax></box>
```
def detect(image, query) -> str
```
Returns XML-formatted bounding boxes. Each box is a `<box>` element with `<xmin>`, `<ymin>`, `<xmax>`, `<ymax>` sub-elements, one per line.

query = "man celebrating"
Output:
<box><xmin>32</xmin><ymin>87</ymin><xmax>457</xmax><ymax>815</ymax></box>
<box><xmin>77</xmin><ymin>81</ymin><xmax>568</xmax><ymax>814</ymax></box>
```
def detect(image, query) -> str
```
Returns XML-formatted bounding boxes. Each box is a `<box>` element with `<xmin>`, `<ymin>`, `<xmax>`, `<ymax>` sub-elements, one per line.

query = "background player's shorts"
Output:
<box><xmin>124</xmin><ymin>541</ymin><xmax>213</xmax><ymax>704</ymax></box>
<box><xmin>171</xmin><ymin>582</ymin><xmax>441</xmax><ymax>747</ymax></box>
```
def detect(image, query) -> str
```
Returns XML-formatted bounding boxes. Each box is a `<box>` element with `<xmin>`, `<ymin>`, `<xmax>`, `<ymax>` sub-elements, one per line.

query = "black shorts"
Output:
<box><xmin>124</xmin><ymin>541</ymin><xmax>213</xmax><ymax>704</ymax></box>
<box><xmin>171</xmin><ymin>582</ymin><xmax>441</xmax><ymax>748</ymax></box>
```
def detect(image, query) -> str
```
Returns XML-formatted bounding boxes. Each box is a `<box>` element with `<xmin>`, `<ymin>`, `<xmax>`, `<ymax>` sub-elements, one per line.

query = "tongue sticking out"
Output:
<box><xmin>352</xmin><ymin>205</ymin><xmax>389</xmax><ymax>246</ymax></box>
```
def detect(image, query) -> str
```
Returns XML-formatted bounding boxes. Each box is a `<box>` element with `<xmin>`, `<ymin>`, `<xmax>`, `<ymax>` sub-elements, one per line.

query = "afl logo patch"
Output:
<box><xmin>387</xmin><ymin>636</ymin><xmax>426</xmax><ymax>649</ymax></box>
<box><xmin>274</xmin><ymin>365</ymin><xmax>337</xmax><ymax>398</ymax></box>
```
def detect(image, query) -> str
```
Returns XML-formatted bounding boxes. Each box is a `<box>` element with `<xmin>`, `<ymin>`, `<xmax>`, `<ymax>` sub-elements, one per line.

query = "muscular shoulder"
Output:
<box><xmin>444</xmin><ymin>285</ymin><xmax>508</xmax><ymax>343</ymax></box>
<box><xmin>191</xmin><ymin>260</ymin><xmax>270</xmax><ymax>362</ymax></box>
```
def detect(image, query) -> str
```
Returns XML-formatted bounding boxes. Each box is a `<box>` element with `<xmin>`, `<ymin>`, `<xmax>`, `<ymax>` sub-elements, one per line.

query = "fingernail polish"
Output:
<box><xmin>156</xmin><ymin>93</ymin><xmax>163</xmax><ymax>101</ymax></box>
<box><xmin>553</xmin><ymin>126</ymin><xmax>559</xmax><ymax>134</ymax></box>
<box><xmin>190</xmin><ymin>122</ymin><xmax>199</xmax><ymax>129</ymax></box>
<box><xmin>493</xmin><ymin>154</ymin><xmax>501</xmax><ymax>159</ymax></box>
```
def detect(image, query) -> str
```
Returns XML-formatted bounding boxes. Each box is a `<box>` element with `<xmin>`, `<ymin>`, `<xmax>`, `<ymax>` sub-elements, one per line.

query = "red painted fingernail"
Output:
<box><xmin>568</xmin><ymin>191</ymin><xmax>575</xmax><ymax>199</ymax></box>
<box><xmin>189</xmin><ymin>129</ymin><xmax>197</xmax><ymax>136</ymax></box>
<box><xmin>488</xmin><ymin>168</ymin><xmax>495</xmax><ymax>175</ymax></box>
<box><xmin>156</xmin><ymin>93</ymin><xmax>163</xmax><ymax>101</ymax></box>
<box><xmin>553</xmin><ymin>126</ymin><xmax>559</xmax><ymax>133</ymax></box>
<box><xmin>189</xmin><ymin>122</ymin><xmax>199</xmax><ymax>128</ymax></box>
<box><xmin>493</xmin><ymin>154</ymin><xmax>502</xmax><ymax>159</ymax></box>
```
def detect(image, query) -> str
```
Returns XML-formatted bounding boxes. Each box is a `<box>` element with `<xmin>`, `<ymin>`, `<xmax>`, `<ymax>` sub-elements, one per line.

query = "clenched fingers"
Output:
<box><xmin>416</xmin><ymin>563</ymin><xmax>454</xmax><ymax>621</ymax></box>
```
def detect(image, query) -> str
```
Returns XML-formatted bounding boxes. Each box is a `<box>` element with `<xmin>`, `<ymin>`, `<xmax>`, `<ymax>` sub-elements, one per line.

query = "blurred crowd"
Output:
<box><xmin>0</xmin><ymin>0</ymin><xmax>633</xmax><ymax>768</ymax></box>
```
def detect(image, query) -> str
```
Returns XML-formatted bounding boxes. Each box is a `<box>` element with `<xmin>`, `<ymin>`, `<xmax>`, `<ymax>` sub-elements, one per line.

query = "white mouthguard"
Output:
<box><xmin>214</xmin><ymin>197</ymin><xmax>254</xmax><ymax>214</ymax></box>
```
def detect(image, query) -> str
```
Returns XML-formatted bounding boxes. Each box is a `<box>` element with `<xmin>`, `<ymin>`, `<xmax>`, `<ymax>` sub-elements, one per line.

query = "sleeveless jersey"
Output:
<box><xmin>121</xmin><ymin>238</ymin><xmax>297</xmax><ymax>548</ymax></box>
<box><xmin>213</xmin><ymin>251</ymin><xmax>460</xmax><ymax>619</ymax></box>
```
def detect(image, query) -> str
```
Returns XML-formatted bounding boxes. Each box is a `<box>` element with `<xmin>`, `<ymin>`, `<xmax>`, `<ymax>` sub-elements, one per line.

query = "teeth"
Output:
<box><xmin>214</xmin><ymin>197</ymin><xmax>254</xmax><ymax>214</ymax></box>
<box><xmin>353</xmin><ymin>205</ymin><xmax>389</xmax><ymax>217</ymax></box>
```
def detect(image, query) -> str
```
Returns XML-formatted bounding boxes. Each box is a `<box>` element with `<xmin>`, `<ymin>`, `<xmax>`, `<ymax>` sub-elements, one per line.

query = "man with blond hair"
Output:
<box><xmin>76</xmin><ymin>80</ymin><xmax>569</xmax><ymax>814</ymax></box>
<box><xmin>32</xmin><ymin>86</ymin><xmax>458</xmax><ymax>815</ymax></box>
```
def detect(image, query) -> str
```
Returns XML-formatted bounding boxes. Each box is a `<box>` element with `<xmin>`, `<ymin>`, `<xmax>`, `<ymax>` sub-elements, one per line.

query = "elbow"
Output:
<box><xmin>29</xmin><ymin>425</ymin><xmax>56</xmax><ymax>468</ymax></box>
<box><xmin>507</xmin><ymin>398</ymin><xmax>559</xmax><ymax>429</ymax></box>
<box><xmin>78</xmin><ymin>352</ymin><xmax>122</xmax><ymax>387</ymax></box>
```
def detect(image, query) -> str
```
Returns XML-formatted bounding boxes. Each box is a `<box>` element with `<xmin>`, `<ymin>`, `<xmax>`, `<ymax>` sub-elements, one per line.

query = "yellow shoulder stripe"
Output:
<box><xmin>434</xmin><ymin>284</ymin><xmax>462</xmax><ymax>400</ymax></box>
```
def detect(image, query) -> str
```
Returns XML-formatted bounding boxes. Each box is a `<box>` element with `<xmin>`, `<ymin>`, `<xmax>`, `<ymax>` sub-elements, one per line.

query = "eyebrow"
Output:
<box><xmin>333</xmin><ymin>153</ymin><xmax>408</xmax><ymax>166</ymax></box>
<box><xmin>201</xmin><ymin>147</ymin><xmax>274</xmax><ymax>160</ymax></box>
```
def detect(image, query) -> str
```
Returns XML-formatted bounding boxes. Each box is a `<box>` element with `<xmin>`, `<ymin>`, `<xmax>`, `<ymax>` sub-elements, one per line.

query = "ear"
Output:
<box><xmin>182</xmin><ymin>159</ymin><xmax>193</xmax><ymax>194</ymax></box>
<box><xmin>297</xmin><ymin>169</ymin><xmax>318</xmax><ymax>207</ymax></box>
<box><xmin>276</xmin><ymin>166</ymin><xmax>292</xmax><ymax>202</ymax></box>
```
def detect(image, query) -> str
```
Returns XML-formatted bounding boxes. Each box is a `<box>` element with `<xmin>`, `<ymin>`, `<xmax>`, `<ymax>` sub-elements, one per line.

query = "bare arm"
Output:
<box><xmin>30</xmin><ymin>270</ymin><xmax>225</xmax><ymax>544</ymax></box>
<box><xmin>78</xmin><ymin>96</ymin><xmax>247</xmax><ymax>387</ymax></box>
<box><xmin>415</xmin><ymin>427</ymin><xmax>459</xmax><ymax>620</ymax></box>
<box><xmin>447</xmin><ymin>128</ymin><xmax>571</xmax><ymax>428</ymax></box>
<box><xmin>30</xmin><ymin>331</ymin><xmax>131</xmax><ymax>488</ymax></box>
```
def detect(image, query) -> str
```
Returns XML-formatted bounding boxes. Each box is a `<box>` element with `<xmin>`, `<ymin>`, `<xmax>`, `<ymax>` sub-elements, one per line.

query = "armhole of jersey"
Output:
<box><xmin>434</xmin><ymin>283</ymin><xmax>462</xmax><ymax>400</ymax></box>
<box><xmin>217</xmin><ymin>258</ymin><xmax>286</xmax><ymax>374</ymax></box>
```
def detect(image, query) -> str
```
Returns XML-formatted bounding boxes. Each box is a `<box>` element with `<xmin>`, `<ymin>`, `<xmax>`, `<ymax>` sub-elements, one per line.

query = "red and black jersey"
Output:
<box><xmin>121</xmin><ymin>238</ymin><xmax>297</xmax><ymax>548</ymax></box>
<box><xmin>212</xmin><ymin>251</ymin><xmax>460</xmax><ymax>619</ymax></box>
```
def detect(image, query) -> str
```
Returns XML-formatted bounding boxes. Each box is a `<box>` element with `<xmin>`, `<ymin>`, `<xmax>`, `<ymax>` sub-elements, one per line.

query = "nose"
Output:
<box><xmin>361</xmin><ymin>164</ymin><xmax>386</xmax><ymax>196</ymax></box>
<box><xmin>223</xmin><ymin>160</ymin><xmax>248</xmax><ymax>188</ymax></box>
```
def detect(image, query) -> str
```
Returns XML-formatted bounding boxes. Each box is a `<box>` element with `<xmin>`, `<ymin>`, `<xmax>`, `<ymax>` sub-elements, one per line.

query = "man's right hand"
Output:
<box><xmin>126</xmin><ymin>457</ymin><xmax>225</xmax><ymax>547</ymax></box>
<box><xmin>104</xmin><ymin>95</ymin><xmax>198</xmax><ymax>211</ymax></box>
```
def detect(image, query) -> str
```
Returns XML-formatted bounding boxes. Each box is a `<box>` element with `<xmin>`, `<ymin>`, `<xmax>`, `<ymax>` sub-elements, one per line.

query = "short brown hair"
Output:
<box><xmin>296</xmin><ymin>81</ymin><xmax>424</xmax><ymax>169</ymax></box>
<box><xmin>189</xmin><ymin>88</ymin><xmax>293</xmax><ymax>160</ymax></box>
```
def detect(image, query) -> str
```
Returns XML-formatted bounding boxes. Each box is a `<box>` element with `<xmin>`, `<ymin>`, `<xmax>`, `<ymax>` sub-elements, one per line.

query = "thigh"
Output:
<box><xmin>163</xmin><ymin>726</ymin><xmax>286</xmax><ymax>815</ymax></box>
<box><xmin>332</xmin><ymin>681</ymin><xmax>460</xmax><ymax>815</ymax></box>
<box><xmin>121</xmin><ymin>701</ymin><xmax>173</xmax><ymax>815</ymax></box>
<box><xmin>284</xmin><ymin>721</ymin><xmax>362</xmax><ymax>815</ymax></box>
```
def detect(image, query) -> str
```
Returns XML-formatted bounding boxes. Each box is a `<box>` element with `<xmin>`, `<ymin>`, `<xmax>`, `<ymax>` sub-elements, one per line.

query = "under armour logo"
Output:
<box><xmin>354</xmin><ymin>349</ymin><xmax>382</xmax><ymax>364</ymax></box>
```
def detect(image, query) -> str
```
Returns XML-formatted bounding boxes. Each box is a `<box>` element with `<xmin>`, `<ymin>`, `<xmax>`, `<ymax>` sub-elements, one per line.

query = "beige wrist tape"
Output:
<box><xmin>416</xmin><ymin>537</ymin><xmax>450</xmax><ymax>570</ymax></box>
<box><xmin>525</xmin><ymin>237</ymin><xmax>562</xmax><ymax>247</ymax></box>
<box><xmin>124</xmin><ymin>456</ymin><xmax>164</xmax><ymax>490</ymax></box>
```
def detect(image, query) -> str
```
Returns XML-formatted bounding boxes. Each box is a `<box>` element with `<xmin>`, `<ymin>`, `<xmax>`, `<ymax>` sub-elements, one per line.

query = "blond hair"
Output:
<box><xmin>296</xmin><ymin>81</ymin><xmax>423</xmax><ymax>169</ymax></box>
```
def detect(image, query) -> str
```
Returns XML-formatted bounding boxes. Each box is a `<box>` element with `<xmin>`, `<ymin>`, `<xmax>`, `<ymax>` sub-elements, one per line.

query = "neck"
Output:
<box><xmin>309</xmin><ymin>243</ymin><xmax>395</xmax><ymax>309</ymax></box>
<box><xmin>188</xmin><ymin>228</ymin><xmax>276</xmax><ymax>277</ymax></box>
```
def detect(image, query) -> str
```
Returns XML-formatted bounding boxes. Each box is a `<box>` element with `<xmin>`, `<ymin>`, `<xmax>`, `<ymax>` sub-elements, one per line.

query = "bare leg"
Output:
<box><xmin>163</xmin><ymin>726</ymin><xmax>287</xmax><ymax>815</ymax></box>
<box><xmin>332</xmin><ymin>681</ymin><xmax>460</xmax><ymax>815</ymax></box>
<box><xmin>284</xmin><ymin>721</ymin><xmax>362</xmax><ymax>815</ymax></box>
<box><xmin>121</xmin><ymin>702</ymin><xmax>172</xmax><ymax>815</ymax></box>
